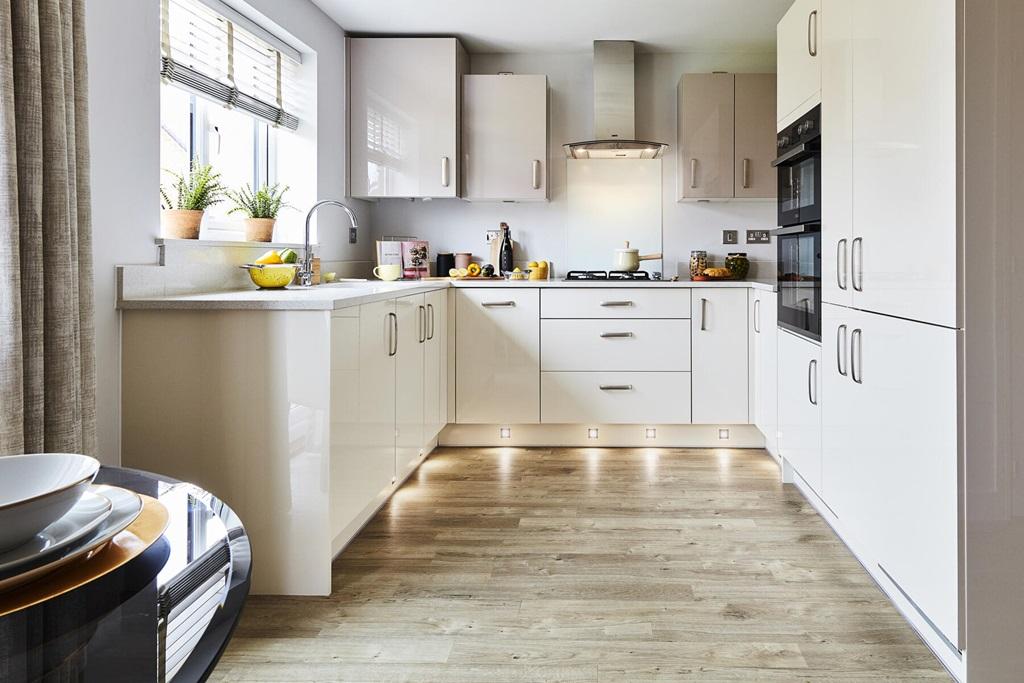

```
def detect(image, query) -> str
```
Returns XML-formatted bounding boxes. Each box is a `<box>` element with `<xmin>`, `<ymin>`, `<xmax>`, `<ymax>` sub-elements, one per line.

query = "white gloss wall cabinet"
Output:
<box><xmin>348</xmin><ymin>37</ymin><xmax>467</xmax><ymax>198</ymax></box>
<box><xmin>423</xmin><ymin>289</ymin><xmax>448</xmax><ymax>441</ymax></box>
<box><xmin>677</xmin><ymin>73</ymin><xmax>776</xmax><ymax>201</ymax></box>
<box><xmin>776</xmin><ymin>0</ymin><xmax>821</xmax><ymax>129</ymax></box>
<box><xmin>462</xmin><ymin>74</ymin><xmax>548</xmax><ymax>201</ymax></box>
<box><xmin>455</xmin><ymin>288</ymin><xmax>540</xmax><ymax>424</ymax></box>
<box><xmin>750</xmin><ymin>290</ymin><xmax>779</xmax><ymax>457</ymax></box>
<box><xmin>691</xmin><ymin>289</ymin><xmax>749</xmax><ymax>424</ymax></box>
<box><xmin>821</xmin><ymin>304</ymin><xmax>960</xmax><ymax>647</ymax></box>
<box><xmin>777</xmin><ymin>330</ymin><xmax>821</xmax><ymax>492</ymax></box>
<box><xmin>395</xmin><ymin>294</ymin><xmax>425</xmax><ymax>480</ymax></box>
<box><xmin>819</xmin><ymin>0</ymin><xmax>957</xmax><ymax>328</ymax></box>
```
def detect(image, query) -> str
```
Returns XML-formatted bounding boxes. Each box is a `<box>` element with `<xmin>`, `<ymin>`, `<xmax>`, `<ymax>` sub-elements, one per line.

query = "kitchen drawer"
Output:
<box><xmin>541</xmin><ymin>319</ymin><xmax>691</xmax><ymax>371</ymax></box>
<box><xmin>541</xmin><ymin>372</ymin><xmax>692</xmax><ymax>424</ymax></box>
<box><xmin>541</xmin><ymin>289</ymin><xmax>691</xmax><ymax>319</ymax></box>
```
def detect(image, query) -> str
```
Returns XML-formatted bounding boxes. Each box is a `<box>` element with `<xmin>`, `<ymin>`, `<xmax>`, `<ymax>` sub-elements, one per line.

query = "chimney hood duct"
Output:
<box><xmin>563</xmin><ymin>40</ymin><xmax>668</xmax><ymax>160</ymax></box>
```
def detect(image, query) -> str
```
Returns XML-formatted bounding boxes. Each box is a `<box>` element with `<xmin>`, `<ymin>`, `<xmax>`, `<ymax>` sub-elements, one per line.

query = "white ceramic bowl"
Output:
<box><xmin>0</xmin><ymin>453</ymin><xmax>100</xmax><ymax>551</ymax></box>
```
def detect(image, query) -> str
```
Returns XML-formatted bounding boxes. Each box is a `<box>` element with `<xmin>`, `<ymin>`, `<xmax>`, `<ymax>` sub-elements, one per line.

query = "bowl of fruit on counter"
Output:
<box><xmin>241</xmin><ymin>248</ymin><xmax>300</xmax><ymax>289</ymax></box>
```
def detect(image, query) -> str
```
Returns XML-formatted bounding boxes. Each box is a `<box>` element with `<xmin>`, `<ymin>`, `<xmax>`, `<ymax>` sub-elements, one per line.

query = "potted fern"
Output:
<box><xmin>159</xmin><ymin>162</ymin><xmax>225</xmax><ymax>239</ymax></box>
<box><xmin>225</xmin><ymin>183</ymin><xmax>290</xmax><ymax>242</ymax></box>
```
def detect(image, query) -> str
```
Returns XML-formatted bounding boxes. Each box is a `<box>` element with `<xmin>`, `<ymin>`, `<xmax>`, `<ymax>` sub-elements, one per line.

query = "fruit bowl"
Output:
<box><xmin>0</xmin><ymin>453</ymin><xmax>100</xmax><ymax>551</ymax></box>
<box><xmin>241</xmin><ymin>263</ymin><xmax>298</xmax><ymax>289</ymax></box>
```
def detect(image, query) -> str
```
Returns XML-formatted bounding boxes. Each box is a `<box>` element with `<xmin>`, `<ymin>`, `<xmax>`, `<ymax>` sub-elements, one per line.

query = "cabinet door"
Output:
<box><xmin>463</xmin><ymin>74</ymin><xmax>548</xmax><ymax>201</ymax></box>
<box><xmin>821</xmin><ymin>0</ymin><xmax>854</xmax><ymax>307</ymax></box>
<box><xmin>456</xmin><ymin>289</ymin><xmax>540</xmax><ymax>424</ymax></box>
<box><xmin>349</xmin><ymin>38</ymin><xmax>464</xmax><ymax>199</ymax></box>
<box><xmin>423</xmin><ymin>289</ymin><xmax>447</xmax><ymax>440</ymax></box>
<box><xmin>777</xmin><ymin>0</ymin><xmax>821</xmax><ymax>128</ymax></box>
<box><xmin>678</xmin><ymin>73</ymin><xmax>734</xmax><ymax>200</ymax></box>
<box><xmin>395</xmin><ymin>294</ymin><xmax>425</xmax><ymax>479</ymax></box>
<box><xmin>752</xmin><ymin>291</ymin><xmax>779</xmax><ymax>456</ymax></box>
<box><xmin>357</xmin><ymin>301</ymin><xmax>396</xmax><ymax>486</ymax></box>
<box><xmin>850</xmin><ymin>0</ymin><xmax>957</xmax><ymax>328</ymax></box>
<box><xmin>778</xmin><ymin>330</ymin><xmax>822</xmax><ymax>492</ymax></box>
<box><xmin>856</xmin><ymin>310</ymin><xmax>960</xmax><ymax>645</ymax></box>
<box><xmin>734</xmin><ymin>74</ymin><xmax>777</xmax><ymax>199</ymax></box>
<box><xmin>692</xmin><ymin>289</ymin><xmax>749</xmax><ymax>424</ymax></box>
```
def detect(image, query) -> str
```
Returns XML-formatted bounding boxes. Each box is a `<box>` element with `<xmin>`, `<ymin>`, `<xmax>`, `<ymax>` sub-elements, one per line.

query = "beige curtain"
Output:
<box><xmin>0</xmin><ymin>0</ymin><xmax>95</xmax><ymax>456</ymax></box>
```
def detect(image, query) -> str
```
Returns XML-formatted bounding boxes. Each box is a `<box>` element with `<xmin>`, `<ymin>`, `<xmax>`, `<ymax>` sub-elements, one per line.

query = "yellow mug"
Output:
<box><xmin>373</xmin><ymin>264</ymin><xmax>402</xmax><ymax>281</ymax></box>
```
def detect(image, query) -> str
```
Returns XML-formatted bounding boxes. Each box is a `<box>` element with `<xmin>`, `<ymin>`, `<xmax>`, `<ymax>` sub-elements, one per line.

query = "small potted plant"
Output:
<box><xmin>225</xmin><ymin>183</ymin><xmax>290</xmax><ymax>242</ymax></box>
<box><xmin>159</xmin><ymin>162</ymin><xmax>224</xmax><ymax>239</ymax></box>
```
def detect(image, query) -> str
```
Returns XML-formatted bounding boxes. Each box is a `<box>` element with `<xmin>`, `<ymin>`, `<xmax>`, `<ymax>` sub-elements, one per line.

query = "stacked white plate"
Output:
<box><xmin>0</xmin><ymin>454</ymin><xmax>144</xmax><ymax>591</ymax></box>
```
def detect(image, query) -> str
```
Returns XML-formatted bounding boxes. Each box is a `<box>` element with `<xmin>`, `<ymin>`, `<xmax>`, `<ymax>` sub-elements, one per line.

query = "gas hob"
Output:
<box><xmin>564</xmin><ymin>270</ymin><xmax>661</xmax><ymax>282</ymax></box>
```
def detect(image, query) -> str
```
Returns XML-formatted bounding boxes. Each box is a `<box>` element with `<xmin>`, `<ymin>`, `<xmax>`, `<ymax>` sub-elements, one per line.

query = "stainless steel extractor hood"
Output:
<box><xmin>563</xmin><ymin>40</ymin><xmax>668</xmax><ymax>160</ymax></box>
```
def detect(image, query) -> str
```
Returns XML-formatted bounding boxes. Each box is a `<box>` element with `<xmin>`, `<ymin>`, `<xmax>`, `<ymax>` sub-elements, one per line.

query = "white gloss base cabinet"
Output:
<box><xmin>822</xmin><ymin>303</ymin><xmax>960</xmax><ymax>649</ymax></box>
<box><xmin>455</xmin><ymin>288</ymin><xmax>540</xmax><ymax>424</ymax></box>
<box><xmin>463</xmin><ymin>74</ymin><xmax>548</xmax><ymax>201</ymax></box>
<box><xmin>541</xmin><ymin>319</ymin><xmax>691</xmax><ymax>372</ymax></box>
<box><xmin>777</xmin><ymin>330</ymin><xmax>822</xmax><ymax>493</ymax></box>
<box><xmin>750</xmin><ymin>290</ymin><xmax>779</xmax><ymax>458</ymax></box>
<box><xmin>691</xmin><ymin>289</ymin><xmax>749</xmax><ymax>424</ymax></box>
<box><xmin>542</xmin><ymin>373</ymin><xmax>693</xmax><ymax>425</ymax></box>
<box><xmin>121</xmin><ymin>302</ymin><xmax>447</xmax><ymax>596</ymax></box>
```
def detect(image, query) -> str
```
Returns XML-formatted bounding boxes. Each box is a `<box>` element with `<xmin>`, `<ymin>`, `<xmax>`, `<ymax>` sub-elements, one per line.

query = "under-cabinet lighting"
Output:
<box><xmin>718</xmin><ymin>428</ymin><xmax>730</xmax><ymax>440</ymax></box>
<box><xmin>645</xmin><ymin>427</ymin><xmax>657</xmax><ymax>439</ymax></box>
<box><xmin>499</xmin><ymin>427</ymin><xmax>512</xmax><ymax>439</ymax></box>
<box><xmin>587</xmin><ymin>428</ymin><xmax>600</xmax><ymax>439</ymax></box>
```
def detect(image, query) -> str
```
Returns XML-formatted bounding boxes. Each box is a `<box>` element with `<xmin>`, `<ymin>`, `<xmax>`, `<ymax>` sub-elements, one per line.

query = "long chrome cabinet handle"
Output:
<box><xmin>837</xmin><ymin>239</ymin><xmax>848</xmax><ymax>290</ymax></box>
<box><xmin>742</xmin><ymin>158</ymin><xmax>750</xmax><ymax>189</ymax></box>
<box><xmin>852</xmin><ymin>237</ymin><xmax>864</xmax><ymax>291</ymax></box>
<box><xmin>418</xmin><ymin>305</ymin><xmax>427</xmax><ymax>343</ymax></box>
<box><xmin>837</xmin><ymin>324</ymin><xmax>848</xmax><ymax>376</ymax></box>
<box><xmin>600</xmin><ymin>300</ymin><xmax>634</xmax><ymax>307</ymax></box>
<box><xmin>599</xmin><ymin>385</ymin><xmax>633</xmax><ymax>391</ymax></box>
<box><xmin>532</xmin><ymin>160</ymin><xmax>541</xmax><ymax>189</ymax></box>
<box><xmin>482</xmin><ymin>301</ymin><xmax>516</xmax><ymax>307</ymax></box>
<box><xmin>441</xmin><ymin>156</ymin><xmax>450</xmax><ymax>188</ymax></box>
<box><xmin>699</xmin><ymin>297</ymin><xmax>708</xmax><ymax>331</ymax></box>
<box><xmin>427</xmin><ymin>303</ymin><xmax>435</xmax><ymax>340</ymax></box>
<box><xmin>690</xmin><ymin>158</ymin><xmax>698</xmax><ymax>189</ymax></box>
<box><xmin>808</xmin><ymin>359</ymin><xmax>818</xmax><ymax>405</ymax></box>
<box><xmin>753</xmin><ymin>298</ymin><xmax>761</xmax><ymax>333</ymax></box>
<box><xmin>808</xmin><ymin>10</ymin><xmax>818</xmax><ymax>56</ymax></box>
<box><xmin>599</xmin><ymin>332</ymin><xmax>634</xmax><ymax>338</ymax></box>
<box><xmin>851</xmin><ymin>328</ymin><xmax>863</xmax><ymax>384</ymax></box>
<box><xmin>387</xmin><ymin>312</ymin><xmax>397</xmax><ymax>357</ymax></box>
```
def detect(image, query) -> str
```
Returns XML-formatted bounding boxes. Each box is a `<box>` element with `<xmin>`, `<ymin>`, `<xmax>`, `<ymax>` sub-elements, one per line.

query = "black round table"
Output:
<box><xmin>0</xmin><ymin>466</ymin><xmax>251</xmax><ymax>682</ymax></box>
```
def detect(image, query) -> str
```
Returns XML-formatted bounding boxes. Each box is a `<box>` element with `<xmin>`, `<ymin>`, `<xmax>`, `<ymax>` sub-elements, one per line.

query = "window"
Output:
<box><xmin>160</xmin><ymin>84</ymin><xmax>277</xmax><ymax>235</ymax></box>
<box><xmin>159</xmin><ymin>0</ymin><xmax>304</xmax><ymax>240</ymax></box>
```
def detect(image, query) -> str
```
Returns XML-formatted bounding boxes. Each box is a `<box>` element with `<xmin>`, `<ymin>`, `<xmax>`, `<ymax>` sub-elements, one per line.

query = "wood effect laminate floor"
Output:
<box><xmin>213</xmin><ymin>447</ymin><xmax>949</xmax><ymax>682</ymax></box>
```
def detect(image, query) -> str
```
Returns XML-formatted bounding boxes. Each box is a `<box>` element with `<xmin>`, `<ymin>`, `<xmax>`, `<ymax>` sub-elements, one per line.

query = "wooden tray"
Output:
<box><xmin>0</xmin><ymin>496</ymin><xmax>169</xmax><ymax>617</ymax></box>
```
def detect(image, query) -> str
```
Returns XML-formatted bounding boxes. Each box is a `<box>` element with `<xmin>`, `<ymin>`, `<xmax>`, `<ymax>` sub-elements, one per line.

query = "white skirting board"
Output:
<box><xmin>785</xmin><ymin>461</ymin><xmax>966</xmax><ymax>682</ymax></box>
<box><xmin>439</xmin><ymin>423</ymin><xmax>766</xmax><ymax>448</ymax></box>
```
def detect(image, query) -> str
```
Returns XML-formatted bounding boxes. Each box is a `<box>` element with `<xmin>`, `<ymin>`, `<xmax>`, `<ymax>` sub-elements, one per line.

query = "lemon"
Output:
<box><xmin>255</xmin><ymin>250</ymin><xmax>283</xmax><ymax>265</ymax></box>
<box><xmin>513</xmin><ymin>266</ymin><xmax>522</xmax><ymax>273</ymax></box>
<box><xmin>527</xmin><ymin>261</ymin><xmax>539</xmax><ymax>269</ymax></box>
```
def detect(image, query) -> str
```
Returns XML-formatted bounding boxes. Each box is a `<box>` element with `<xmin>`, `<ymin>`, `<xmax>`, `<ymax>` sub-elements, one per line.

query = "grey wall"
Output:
<box><xmin>371</xmin><ymin>50</ymin><xmax>778</xmax><ymax>278</ymax></box>
<box><xmin>86</xmin><ymin>0</ymin><xmax>369</xmax><ymax>465</ymax></box>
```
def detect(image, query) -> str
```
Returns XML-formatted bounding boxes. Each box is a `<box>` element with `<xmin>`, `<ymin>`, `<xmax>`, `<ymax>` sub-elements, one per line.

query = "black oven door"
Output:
<box><xmin>776</xmin><ymin>225</ymin><xmax>821</xmax><ymax>341</ymax></box>
<box><xmin>775</xmin><ymin>144</ymin><xmax>821</xmax><ymax>227</ymax></box>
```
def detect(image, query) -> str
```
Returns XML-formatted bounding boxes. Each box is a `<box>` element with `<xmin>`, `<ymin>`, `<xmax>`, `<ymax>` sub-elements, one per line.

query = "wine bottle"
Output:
<box><xmin>498</xmin><ymin>222</ymin><xmax>514</xmax><ymax>275</ymax></box>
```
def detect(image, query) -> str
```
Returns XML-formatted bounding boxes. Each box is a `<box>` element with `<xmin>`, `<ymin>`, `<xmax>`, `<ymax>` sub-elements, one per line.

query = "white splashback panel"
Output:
<box><xmin>566</xmin><ymin>159</ymin><xmax>663</xmax><ymax>273</ymax></box>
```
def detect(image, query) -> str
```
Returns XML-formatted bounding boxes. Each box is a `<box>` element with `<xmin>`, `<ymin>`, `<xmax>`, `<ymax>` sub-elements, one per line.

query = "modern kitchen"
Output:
<box><xmin>0</xmin><ymin>0</ymin><xmax>1021</xmax><ymax>681</ymax></box>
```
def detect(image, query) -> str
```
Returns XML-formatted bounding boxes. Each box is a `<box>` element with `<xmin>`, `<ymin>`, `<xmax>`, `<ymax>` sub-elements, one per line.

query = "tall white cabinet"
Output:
<box><xmin>463</xmin><ymin>74</ymin><xmax>548</xmax><ymax>201</ymax></box>
<box><xmin>349</xmin><ymin>38</ymin><xmax>467</xmax><ymax>198</ymax></box>
<box><xmin>776</xmin><ymin>0</ymin><xmax>820</xmax><ymax>128</ymax></box>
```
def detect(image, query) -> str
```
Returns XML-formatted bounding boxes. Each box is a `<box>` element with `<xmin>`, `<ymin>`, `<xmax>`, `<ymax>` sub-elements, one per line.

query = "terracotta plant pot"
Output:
<box><xmin>244</xmin><ymin>218</ymin><xmax>276</xmax><ymax>242</ymax></box>
<box><xmin>160</xmin><ymin>210</ymin><xmax>204</xmax><ymax>240</ymax></box>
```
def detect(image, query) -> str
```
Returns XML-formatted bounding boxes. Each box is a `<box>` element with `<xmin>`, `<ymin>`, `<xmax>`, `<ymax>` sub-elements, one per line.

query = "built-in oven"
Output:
<box><xmin>776</xmin><ymin>223</ymin><xmax>821</xmax><ymax>341</ymax></box>
<box><xmin>773</xmin><ymin>104</ymin><xmax>821</xmax><ymax>228</ymax></box>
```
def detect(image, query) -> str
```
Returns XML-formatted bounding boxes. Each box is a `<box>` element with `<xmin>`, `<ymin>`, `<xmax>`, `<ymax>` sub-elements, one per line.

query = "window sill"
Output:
<box><xmin>155</xmin><ymin>237</ymin><xmax>312</xmax><ymax>250</ymax></box>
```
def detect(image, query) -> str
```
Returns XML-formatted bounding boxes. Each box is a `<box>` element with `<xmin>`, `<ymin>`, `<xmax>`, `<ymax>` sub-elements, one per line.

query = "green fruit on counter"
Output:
<box><xmin>278</xmin><ymin>248</ymin><xmax>298</xmax><ymax>264</ymax></box>
<box><xmin>481</xmin><ymin>264</ymin><xmax>495</xmax><ymax>277</ymax></box>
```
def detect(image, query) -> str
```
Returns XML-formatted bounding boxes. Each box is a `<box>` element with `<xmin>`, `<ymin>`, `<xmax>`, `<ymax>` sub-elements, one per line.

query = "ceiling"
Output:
<box><xmin>311</xmin><ymin>0</ymin><xmax>791</xmax><ymax>54</ymax></box>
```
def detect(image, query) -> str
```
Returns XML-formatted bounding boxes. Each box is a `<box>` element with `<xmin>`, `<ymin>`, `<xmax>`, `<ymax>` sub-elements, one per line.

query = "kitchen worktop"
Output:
<box><xmin>116</xmin><ymin>278</ymin><xmax>776</xmax><ymax>311</ymax></box>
